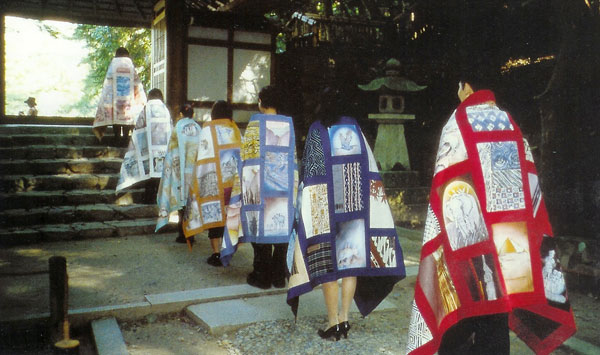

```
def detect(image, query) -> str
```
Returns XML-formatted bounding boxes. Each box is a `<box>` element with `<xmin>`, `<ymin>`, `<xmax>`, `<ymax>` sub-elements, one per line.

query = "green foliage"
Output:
<box><xmin>72</xmin><ymin>25</ymin><xmax>151</xmax><ymax>107</ymax></box>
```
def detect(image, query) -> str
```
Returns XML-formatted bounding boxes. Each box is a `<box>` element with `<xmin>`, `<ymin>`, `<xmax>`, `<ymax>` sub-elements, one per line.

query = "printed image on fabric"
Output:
<box><xmin>152</xmin><ymin>149</ymin><xmax>166</xmax><ymax>173</ymax></box>
<box><xmin>329</xmin><ymin>124</ymin><xmax>361</xmax><ymax>156</ymax></box>
<box><xmin>184</xmin><ymin>195</ymin><xmax>202</xmax><ymax>231</ymax></box>
<box><xmin>523</xmin><ymin>138</ymin><xmax>534</xmax><ymax>162</ymax></box>
<box><xmin>201</xmin><ymin>201</ymin><xmax>222</xmax><ymax>224</ymax></box>
<box><xmin>528</xmin><ymin>173</ymin><xmax>542</xmax><ymax>218</ymax></box>
<box><xmin>301</xmin><ymin>184</ymin><xmax>331</xmax><ymax>238</ymax></box>
<box><xmin>151</xmin><ymin>122</ymin><xmax>169</xmax><ymax>145</ymax></box>
<box><xmin>122</xmin><ymin>154</ymin><xmax>139</xmax><ymax>179</ymax></box>
<box><xmin>423</xmin><ymin>205</ymin><xmax>441</xmax><ymax>245</ymax></box>
<box><xmin>245</xmin><ymin>210</ymin><xmax>260</xmax><ymax>237</ymax></box>
<box><xmin>418</xmin><ymin>247</ymin><xmax>460</xmax><ymax>325</ymax></box>
<box><xmin>302</xmin><ymin>128</ymin><xmax>326</xmax><ymax>178</ymax></box>
<box><xmin>135</xmin><ymin>113</ymin><xmax>146</xmax><ymax>128</ymax></box>
<box><xmin>264</xmin><ymin>198</ymin><xmax>288</xmax><ymax>236</ymax></box>
<box><xmin>182</xmin><ymin>122</ymin><xmax>200</xmax><ymax>137</ymax></box>
<box><xmin>434</xmin><ymin>116</ymin><xmax>468</xmax><ymax>175</ymax></box>
<box><xmin>264</xmin><ymin>152</ymin><xmax>289</xmax><ymax>193</ymax></box>
<box><xmin>478</xmin><ymin>141</ymin><xmax>525</xmax><ymax>212</ymax></box>
<box><xmin>265</xmin><ymin>120</ymin><xmax>290</xmax><ymax>147</ymax></box>
<box><xmin>540</xmin><ymin>238</ymin><xmax>568</xmax><ymax>305</ymax></box>
<box><xmin>116</xmin><ymin>75</ymin><xmax>131</xmax><ymax>96</ymax></box>
<box><xmin>242</xmin><ymin>122</ymin><xmax>260</xmax><ymax>160</ymax></box>
<box><xmin>492</xmin><ymin>221</ymin><xmax>533</xmax><ymax>294</ymax></box>
<box><xmin>184</xmin><ymin>143</ymin><xmax>200</xmax><ymax>175</ymax></box>
<box><xmin>220</xmin><ymin>149</ymin><xmax>238</xmax><ymax>184</ymax></box>
<box><xmin>459</xmin><ymin>254</ymin><xmax>501</xmax><ymax>302</ymax></box>
<box><xmin>332</xmin><ymin>163</ymin><xmax>363</xmax><ymax>213</ymax></box>
<box><xmin>369</xmin><ymin>180</ymin><xmax>394</xmax><ymax>228</ymax></box>
<box><xmin>289</xmin><ymin>236</ymin><xmax>310</xmax><ymax>289</ymax></box>
<box><xmin>442</xmin><ymin>179</ymin><xmax>488</xmax><ymax>250</ymax></box>
<box><xmin>406</xmin><ymin>300</ymin><xmax>433</xmax><ymax>353</ymax></box>
<box><xmin>466</xmin><ymin>104</ymin><xmax>514</xmax><ymax>131</ymax></box>
<box><xmin>197</xmin><ymin>128</ymin><xmax>215</xmax><ymax>160</ymax></box>
<box><xmin>226</xmin><ymin>205</ymin><xmax>240</xmax><ymax>242</ymax></box>
<box><xmin>335</xmin><ymin>219</ymin><xmax>366</xmax><ymax>270</ymax></box>
<box><xmin>242</xmin><ymin>165</ymin><xmax>260</xmax><ymax>205</ymax></box>
<box><xmin>307</xmin><ymin>242</ymin><xmax>334</xmax><ymax>278</ymax></box>
<box><xmin>136</xmin><ymin>131</ymin><xmax>149</xmax><ymax>156</ymax></box>
<box><xmin>196</xmin><ymin>163</ymin><xmax>218</xmax><ymax>198</ymax></box>
<box><xmin>149</xmin><ymin>102</ymin><xmax>167</xmax><ymax>118</ymax></box>
<box><xmin>142</xmin><ymin>159</ymin><xmax>150</xmax><ymax>175</ymax></box>
<box><xmin>370</xmin><ymin>236</ymin><xmax>396</xmax><ymax>268</ymax></box>
<box><xmin>215</xmin><ymin>125</ymin><xmax>235</xmax><ymax>145</ymax></box>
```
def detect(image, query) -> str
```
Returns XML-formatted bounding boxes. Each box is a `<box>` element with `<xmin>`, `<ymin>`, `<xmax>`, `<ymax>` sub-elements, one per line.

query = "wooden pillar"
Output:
<box><xmin>165</xmin><ymin>0</ymin><xmax>187</xmax><ymax>120</ymax></box>
<box><xmin>1</xmin><ymin>14</ymin><xmax>5</xmax><ymax>118</ymax></box>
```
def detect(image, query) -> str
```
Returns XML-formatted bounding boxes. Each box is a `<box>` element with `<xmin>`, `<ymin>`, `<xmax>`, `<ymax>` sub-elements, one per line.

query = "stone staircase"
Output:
<box><xmin>381</xmin><ymin>170</ymin><xmax>429</xmax><ymax>228</ymax></box>
<box><xmin>0</xmin><ymin>124</ymin><xmax>173</xmax><ymax>246</ymax></box>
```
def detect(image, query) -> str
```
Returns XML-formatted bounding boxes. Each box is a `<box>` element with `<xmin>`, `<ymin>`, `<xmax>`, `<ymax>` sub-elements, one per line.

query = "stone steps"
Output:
<box><xmin>0</xmin><ymin>217</ymin><xmax>176</xmax><ymax>246</ymax></box>
<box><xmin>0</xmin><ymin>145</ymin><xmax>124</xmax><ymax>159</ymax></box>
<box><xmin>0</xmin><ymin>173</ymin><xmax>120</xmax><ymax>193</ymax></box>
<box><xmin>0</xmin><ymin>124</ymin><xmax>160</xmax><ymax>246</ymax></box>
<box><xmin>0</xmin><ymin>158</ymin><xmax>122</xmax><ymax>175</ymax></box>
<box><xmin>0</xmin><ymin>203</ymin><xmax>157</xmax><ymax>227</ymax></box>
<box><xmin>0</xmin><ymin>189</ymin><xmax>143</xmax><ymax>209</ymax></box>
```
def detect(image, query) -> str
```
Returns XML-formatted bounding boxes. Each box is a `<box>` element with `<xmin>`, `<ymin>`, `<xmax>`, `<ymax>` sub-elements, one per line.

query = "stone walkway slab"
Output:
<box><xmin>186</xmin><ymin>289</ymin><xmax>397</xmax><ymax>335</ymax></box>
<box><xmin>91</xmin><ymin>317</ymin><xmax>128</xmax><ymax>355</ymax></box>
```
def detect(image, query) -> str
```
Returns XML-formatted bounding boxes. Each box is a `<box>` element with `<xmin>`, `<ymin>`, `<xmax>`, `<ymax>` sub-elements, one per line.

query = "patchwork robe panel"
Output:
<box><xmin>220</xmin><ymin>114</ymin><xmax>298</xmax><ymax>265</ymax></box>
<box><xmin>183</xmin><ymin>119</ymin><xmax>242</xmax><ymax>237</ymax></box>
<box><xmin>116</xmin><ymin>99</ymin><xmax>172</xmax><ymax>192</ymax></box>
<box><xmin>287</xmin><ymin>117</ymin><xmax>406</xmax><ymax>317</ymax></box>
<box><xmin>155</xmin><ymin>118</ymin><xmax>201</xmax><ymax>232</ymax></box>
<box><xmin>406</xmin><ymin>90</ymin><xmax>576</xmax><ymax>355</ymax></box>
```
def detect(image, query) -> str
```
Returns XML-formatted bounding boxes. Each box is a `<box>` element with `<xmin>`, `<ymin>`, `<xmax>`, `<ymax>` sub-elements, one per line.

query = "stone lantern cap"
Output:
<box><xmin>358</xmin><ymin>58</ymin><xmax>427</xmax><ymax>92</ymax></box>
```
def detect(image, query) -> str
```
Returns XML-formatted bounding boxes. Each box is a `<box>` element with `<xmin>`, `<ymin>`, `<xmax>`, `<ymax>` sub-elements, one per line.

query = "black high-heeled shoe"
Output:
<box><xmin>339</xmin><ymin>321</ymin><xmax>351</xmax><ymax>338</ymax></box>
<box><xmin>318</xmin><ymin>324</ymin><xmax>341</xmax><ymax>341</ymax></box>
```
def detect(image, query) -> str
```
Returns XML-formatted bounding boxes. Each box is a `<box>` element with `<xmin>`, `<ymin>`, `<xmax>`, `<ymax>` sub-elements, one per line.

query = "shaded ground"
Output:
<box><xmin>1</xmin><ymin>228</ymin><xmax>598</xmax><ymax>354</ymax></box>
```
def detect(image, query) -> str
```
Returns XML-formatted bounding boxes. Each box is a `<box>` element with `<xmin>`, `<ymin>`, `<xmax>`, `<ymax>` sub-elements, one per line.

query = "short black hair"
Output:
<box><xmin>115</xmin><ymin>47</ymin><xmax>130</xmax><ymax>58</ymax></box>
<box><xmin>148</xmin><ymin>88</ymin><xmax>164</xmax><ymax>101</ymax></box>
<box><xmin>315</xmin><ymin>86</ymin><xmax>350</xmax><ymax>127</ymax></box>
<box><xmin>181</xmin><ymin>104</ymin><xmax>194</xmax><ymax>118</ymax></box>
<box><xmin>211</xmin><ymin>100</ymin><xmax>233</xmax><ymax>120</ymax></box>
<box><xmin>457</xmin><ymin>57</ymin><xmax>497</xmax><ymax>92</ymax></box>
<box><xmin>258</xmin><ymin>85</ymin><xmax>279</xmax><ymax>110</ymax></box>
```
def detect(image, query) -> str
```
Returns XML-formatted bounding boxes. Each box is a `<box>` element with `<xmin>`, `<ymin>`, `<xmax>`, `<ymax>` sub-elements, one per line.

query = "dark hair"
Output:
<box><xmin>315</xmin><ymin>86</ymin><xmax>349</xmax><ymax>127</ymax></box>
<box><xmin>211</xmin><ymin>100</ymin><xmax>233</xmax><ymax>120</ymax></box>
<box><xmin>457</xmin><ymin>57</ymin><xmax>497</xmax><ymax>92</ymax></box>
<box><xmin>115</xmin><ymin>47</ymin><xmax>130</xmax><ymax>58</ymax></box>
<box><xmin>181</xmin><ymin>104</ymin><xmax>194</xmax><ymax>118</ymax></box>
<box><xmin>147</xmin><ymin>88</ymin><xmax>164</xmax><ymax>101</ymax></box>
<box><xmin>258</xmin><ymin>85</ymin><xmax>279</xmax><ymax>111</ymax></box>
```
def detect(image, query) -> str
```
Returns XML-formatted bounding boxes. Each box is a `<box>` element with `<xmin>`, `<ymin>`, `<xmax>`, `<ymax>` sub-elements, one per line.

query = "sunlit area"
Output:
<box><xmin>4</xmin><ymin>15</ymin><xmax>150</xmax><ymax>118</ymax></box>
<box><xmin>5</xmin><ymin>16</ymin><xmax>91</xmax><ymax>117</ymax></box>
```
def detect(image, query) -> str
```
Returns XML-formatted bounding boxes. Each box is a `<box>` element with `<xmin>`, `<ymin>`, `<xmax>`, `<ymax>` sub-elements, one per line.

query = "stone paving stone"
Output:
<box><xmin>91</xmin><ymin>317</ymin><xmax>129</xmax><ymax>355</ymax></box>
<box><xmin>186</xmin><ymin>291</ymin><xmax>397</xmax><ymax>335</ymax></box>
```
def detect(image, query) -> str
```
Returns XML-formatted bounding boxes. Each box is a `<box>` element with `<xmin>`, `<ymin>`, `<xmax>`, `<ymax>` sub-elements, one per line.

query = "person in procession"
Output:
<box><xmin>183</xmin><ymin>100</ymin><xmax>242</xmax><ymax>267</ymax></box>
<box><xmin>220</xmin><ymin>85</ymin><xmax>299</xmax><ymax>289</ymax></box>
<box><xmin>286</xmin><ymin>86</ymin><xmax>406</xmax><ymax>340</ymax></box>
<box><xmin>93</xmin><ymin>47</ymin><xmax>146</xmax><ymax>146</ymax></box>
<box><xmin>155</xmin><ymin>104</ymin><xmax>201</xmax><ymax>247</ymax></box>
<box><xmin>115</xmin><ymin>88</ymin><xmax>172</xmax><ymax>204</ymax></box>
<box><xmin>406</xmin><ymin>64</ymin><xmax>576</xmax><ymax>355</ymax></box>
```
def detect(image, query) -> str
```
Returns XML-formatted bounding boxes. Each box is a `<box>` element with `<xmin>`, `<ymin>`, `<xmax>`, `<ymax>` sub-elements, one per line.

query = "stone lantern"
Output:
<box><xmin>358</xmin><ymin>58</ymin><xmax>426</xmax><ymax>171</ymax></box>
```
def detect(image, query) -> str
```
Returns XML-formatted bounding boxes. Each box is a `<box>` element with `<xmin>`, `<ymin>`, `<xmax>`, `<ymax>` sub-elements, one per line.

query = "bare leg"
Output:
<box><xmin>339</xmin><ymin>277</ymin><xmax>357</xmax><ymax>322</ymax></box>
<box><xmin>321</xmin><ymin>281</ymin><xmax>339</xmax><ymax>327</ymax></box>
<box><xmin>210</xmin><ymin>237</ymin><xmax>221</xmax><ymax>254</ymax></box>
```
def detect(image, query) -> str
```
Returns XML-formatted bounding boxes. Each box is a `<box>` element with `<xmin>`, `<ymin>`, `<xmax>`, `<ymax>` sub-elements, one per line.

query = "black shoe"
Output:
<box><xmin>318</xmin><ymin>324</ymin><xmax>341</xmax><ymax>341</ymax></box>
<box><xmin>340</xmin><ymin>321</ymin><xmax>351</xmax><ymax>339</ymax></box>
<box><xmin>272</xmin><ymin>278</ymin><xmax>286</xmax><ymax>288</ymax></box>
<box><xmin>207</xmin><ymin>253</ymin><xmax>223</xmax><ymax>267</ymax></box>
<box><xmin>246</xmin><ymin>271</ymin><xmax>271</xmax><ymax>289</ymax></box>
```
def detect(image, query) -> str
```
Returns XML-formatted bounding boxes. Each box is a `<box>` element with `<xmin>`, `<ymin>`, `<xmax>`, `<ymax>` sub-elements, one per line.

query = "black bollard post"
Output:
<box><xmin>48</xmin><ymin>256</ymin><xmax>79</xmax><ymax>352</ymax></box>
